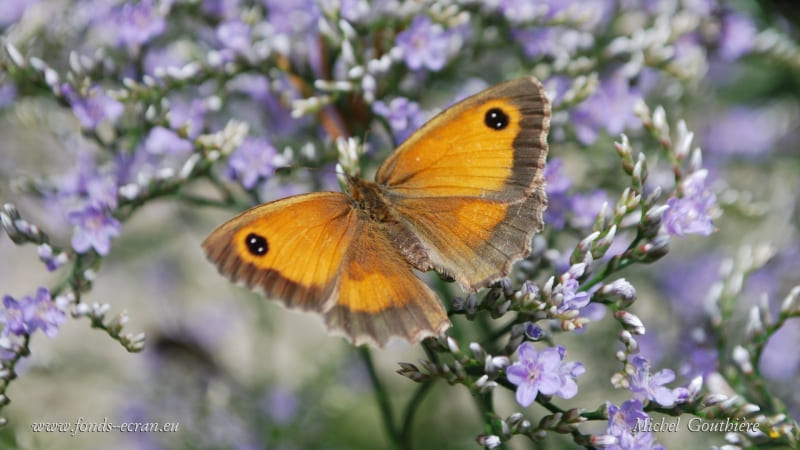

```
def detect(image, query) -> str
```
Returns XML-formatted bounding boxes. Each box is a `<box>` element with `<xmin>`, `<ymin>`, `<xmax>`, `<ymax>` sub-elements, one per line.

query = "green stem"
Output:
<box><xmin>358</xmin><ymin>347</ymin><xmax>401</xmax><ymax>449</ymax></box>
<box><xmin>399</xmin><ymin>380</ymin><xmax>434</xmax><ymax>449</ymax></box>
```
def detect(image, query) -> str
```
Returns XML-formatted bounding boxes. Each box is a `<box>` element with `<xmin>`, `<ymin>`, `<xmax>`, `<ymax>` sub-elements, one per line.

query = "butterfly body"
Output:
<box><xmin>203</xmin><ymin>77</ymin><xmax>550</xmax><ymax>347</ymax></box>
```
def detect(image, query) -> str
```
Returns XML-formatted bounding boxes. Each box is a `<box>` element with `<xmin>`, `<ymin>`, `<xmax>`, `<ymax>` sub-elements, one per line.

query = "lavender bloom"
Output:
<box><xmin>0</xmin><ymin>0</ymin><xmax>37</xmax><ymax>27</ymax></box>
<box><xmin>38</xmin><ymin>244</ymin><xmax>67</xmax><ymax>272</ymax></box>
<box><xmin>703</xmin><ymin>107</ymin><xmax>787</xmax><ymax>157</ymax></box>
<box><xmin>262</xmin><ymin>387</ymin><xmax>299</xmax><ymax>425</ymax></box>
<box><xmin>144</xmin><ymin>126</ymin><xmax>193</xmax><ymax>155</ymax></box>
<box><xmin>1</xmin><ymin>288</ymin><xmax>65</xmax><ymax>338</ymax></box>
<box><xmin>543</xmin><ymin>158</ymin><xmax>572</xmax><ymax>229</ymax></box>
<box><xmin>553</xmin><ymin>278</ymin><xmax>591</xmax><ymax>314</ymax></box>
<box><xmin>570</xmin><ymin>189</ymin><xmax>609</xmax><ymax>229</ymax></box>
<box><xmin>112</xmin><ymin>0</ymin><xmax>166</xmax><ymax>50</ymax></box>
<box><xmin>506</xmin><ymin>343</ymin><xmax>583</xmax><ymax>407</ymax></box>
<box><xmin>217</xmin><ymin>19</ymin><xmax>251</xmax><ymax>57</ymax></box>
<box><xmin>61</xmin><ymin>84</ymin><xmax>124</xmax><ymax>130</ymax></box>
<box><xmin>606</xmin><ymin>399</ymin><xmax>648</xmax><ymax>437</ymax></box>
<box><xmin>56</xmin><ymin>152</ymin><xmax>120</xmax><ymax>211</ymax></box>
<box><xmin>395</xmin><ymin>16</ymin><xmax>452</xmax><ymax>72</ymax></box>
<box><xmin>718</xmin><ymin>12</ymin><xmax>756</xmax><ymax>61</ymax></box>
<box><xmin>662</xmin><ymin>169</ymin><xmax>716</xmax><ymax>237</ymax></box>
<box><xmin>228</xmin><ymin>137</ymin><xmax>277</xmax><ymax>189</ymax></box>
<box><xmin>373</xmin><ymin>97</ymin><xmax>426</xmax><ymax>144</ymax></box>
<box><xmin>572</xmin><ymin>76</ymin><xmax>641</xmax><ymax>145</ymax></box>
<box><xmin>68</xmin><ymin>205</ymin><xmax>122</xmax><ymax>255</ymax></box>
<box><xmin>0</xmin><ymin>82</ymin><xmax>17</xmax><ymax>108</ymax></box>
<box><xmin>606</xmin><ymin>400</ymin><xmax>664</xmax><ymax>450</ymax></box>
<box><xmin>513</xmin><ymin>27</ymin><xmax>592</xmax><ymax>59</ymax></box>
<box><xmin>263</xmin><ymin>0</ymin><xmax>319</xmax><ymax>36</ymax></box>
<box><xmin>169</xmin><ymin>98</ymin><xmax>207</xmax><ymax>138</ymax></box>
<box><xmin>628</xmin><ymin>356</ymin><xmax>683</xmax><ymax>407</ymax></box>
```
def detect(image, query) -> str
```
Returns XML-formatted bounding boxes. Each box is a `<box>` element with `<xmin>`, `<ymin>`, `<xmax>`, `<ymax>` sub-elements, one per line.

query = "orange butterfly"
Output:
<box><xmin>203</xmin><ymin>77</ymin><xmax>551</xmax><ymax>347</ymax></box>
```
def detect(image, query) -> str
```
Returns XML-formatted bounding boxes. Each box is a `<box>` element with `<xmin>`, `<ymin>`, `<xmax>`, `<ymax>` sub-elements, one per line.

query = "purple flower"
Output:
<box><xmin>506</xmin><ymin>343</ymin><xmax>583</xmax><ymax>407</ymax></box>
<box><xmin>68</xmin><ymin>205</ymin><xmax>121</xmax><ymax>255</ymax></box>
<box><xmin>395</xmin><ymin>16</ymin><xmax>452</xmax><ymax>72</ymax></box>
<box><xmin>513</xmin><ymin>27</ymin><xmax>592</xmax><ymax>59</ymax></box>
<box><xmin>628</xmin><ymin>356</ymin><xmax>683</xmax><ymax>407</ymax></box>
<box><xmin>570</xmin><ymin>189</ymin><xmax>609</xmax><ymax>229</ymax></box>
<box><xmin>144</xmin><ymin>126</ymin><xmax>193</xmax><ymax>155</ymax></box>
<box><xmin>38</xmin><ymin>244</ymin><xmax>67</xmax><ymax>272</ymax></box>
<box><xmin>111</xmin><ymin>0</ymin><xmax>166</xmax><ymax>50</ymax></box>
<box><xmin>0</xmin><ymin>0</ymin><xmax>38</xmax><ymax>27</ymax></box>
<box><xmin>543</xmin><ymin>158</ymin><xmax>572</xmax><ymax>229</ymax></box>
<box><xmin>1</xmin><ymin>288</ymin><xmax>65</xmax><ymax>338</ymax></box>
<box><xmin>263</xmin><ymin>0</ymin><xmax>319</xmax><ymax>36</ymax></box>
<box><xmin>168</xmin><ymin>97</ymin><xmax>207</xmax><ymax>138</ymax></box>
<box><xmin>553</xmin><ymin>278</ymin><xmax>591</xmax><ymax>314</ymax></box>
<box><xmin>572</xmin><ymin>75</ymin><xmax>641</xmax><ymax>145</ymax></box>
<box><xmin>718</xmin><ymin>12</ymin><xmax>757</xmax><ymax>61</ymax></box>
<box><xmin>606</xmin><ymin>399</ymin><xmax>648</xmax><ymax>436</ymax></box>
<box><xmin>662</xmin><ymin>169</ymin><xmax>717</xmax><ymax>237</ymax></box>
<box><xmin>202</xmin><ymin>0</ymin><xmax>240</xmax><ymax>20</ymax></box>
<box><xmin>606</xmin><ymin>400</ymin><xmax>664</xmax><ymax>450</ymax></box>
<box><xmin>61</xmin><ymin>84</ymin><xmax>124</xmax><ymax>130</ymax></box>
<box><xmin>0</xmin><ymin>82</ymin><xmax>17</xmax><ymax>108</ymax></box>
<box><xmin>217</xmin><ymin>20</ymin><xmax>251</xmax><ymax>56</ymax></box>
<box><xmin>228</xmin><ymin>137</ymin><xmax>277</xmax><ymax>189</ymax></box>
<box><xmin>373</xmin><ymin>97</ymin><xmax>426</xmax><ymax>144</ymax></box>
<box><xmin>703</xmin><ymin>107</ymin><xmax>786</xmax><ymax>157</ymax></box>
<box><xmin>262</xmin><ymin>387</ymin><xmax>299</xmax><ymax>425</ymax></box>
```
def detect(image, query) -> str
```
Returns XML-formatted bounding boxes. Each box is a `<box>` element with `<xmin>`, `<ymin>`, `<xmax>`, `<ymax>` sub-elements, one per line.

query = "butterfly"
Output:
<box><xmin>203</xmin><ymin>77</ymin><xmax>551</xmax><ymax>347</ymax></box>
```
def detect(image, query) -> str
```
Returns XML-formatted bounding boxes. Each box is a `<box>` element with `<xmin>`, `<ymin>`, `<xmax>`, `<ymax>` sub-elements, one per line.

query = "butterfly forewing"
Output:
<box><xmin>376</xmin><ymin>77</ymin><xmax>551</xmax><ymax>290</ymax></box>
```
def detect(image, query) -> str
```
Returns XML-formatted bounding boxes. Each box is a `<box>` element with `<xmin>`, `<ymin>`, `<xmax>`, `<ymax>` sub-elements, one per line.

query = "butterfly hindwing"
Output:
<box><xmin>377</xmin><ymin>77</ymin><xmax>550</xmax><ymax>290</ymax></box>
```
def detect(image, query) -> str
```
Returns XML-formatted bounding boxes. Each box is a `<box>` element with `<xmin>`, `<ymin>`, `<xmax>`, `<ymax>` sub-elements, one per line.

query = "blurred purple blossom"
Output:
<box><xmin>759</xmin><ymin>320</ymin><xmax>800</xmax><ymax>381</ymax></box>
<box><xmin>169</xmin><ymin>98</ymin><xmax>207</xmax><ymax>138</ymax></box>
<box><xmin>0</xmin><ymin>0</ymin><xmax>37</xmax><ymax>27</ymax></box>
<box><xmin>718</xmin><ymin>12</ymin><xmax>757</xmax><ymax>61</ymax></box>
<box><xmin>61</xmin><ymin>84</ymin><xmax>124</xmax><ymax>130</ymax></box>
<box><xmin>202</xmin><ymin>0</ymin><xmax>240</xmax><ymax>20</ymax></box>
<box><xmin>263</xmin><ymin>0</ymin><xmax>319</xmax><ymax>36</ymax></box>
<box><xmin>262</xmin><ymin>387</ymin><xmax>299</xmax><ymax>425</ymax></box>
<box><xmin>506</xmin><ymin>343</ymin><xmax>583</xmax><ymax>407</ymax></box>
<box><xmin>628</xmin><ymin>356</ymin><xmax>683</xmax><ymax>407</ymax></box>
<box><xmin>703</xmin><ymin>107</ymin><xmax>788</xmax><ymax>157</ymax></box>
<box><xmin>144</xmin><ymin>46</ymin><xmax>190</xmax><ymax>77</ymax></box>
<box><xmin>373</xmin><ymin>97</ymin><xmax>426</xmax><ymax>144</ymax></box>
<box><xmin>570</xmin><ymin>189</ymin><xmax>609</xmax><ymax>229</ymax></box>
<box><xmin>144</xmin><ymin>126</ymin><xmax>193</xmax><ymax>155</ymax></box>
<box><xmin>659</xmin><ymin>252</ymin><xmax>721</xmax><ymax>319</ymax></box>
<box><xmin>1</xmin><ymin>288</ymin><xmax>65</xmax><ymax>338</ymax></box>
<box><xmin>513</xmin><ymin>27</ymin><xmax>592</xmax><ymax>59</ymax></box>
<box><xmin>68</xmin><ymin>205</ymin><xmax>121</xmax><ymax>255</ymax></box>
<box><xmin>678</xmin><ymin>331</ymin><xmax>719</xmax><ymax>379</ymax></box>
<box><xmin>56</xmin><ymin>151</ymin><xmax>120</xmax><ymax>210</ymax></box>
<box><xmin>0</xmin><ymin>82</ymin><xmax>17</xmax><ymax>108</ymax></box>
<box><xmin>111</xmin><ymin>0</ymin><xmax>166</xmax><ymax>50</ymax></box>
<box><xmin>662</xmin><ymin>169</ymin><xmax>716</xmax><ymax>237</ymax></box>
<box><xmin>543</xmin><ymin>158</ymin><xmax>572</xmax><ymax>229</ymax></box>
<box><xmin>395</xmin><ymin>16</ymin><xmax>453</xmax><ymax>72</ymax></box>
<box><xmin>572</xmin><ymin>76</ymin><xmax>641</xmax><ymax>145</ymax></box>
<box><xmin>228</xmin><ymin>137</ymin><xmax>277</xmax><ymax>190</ymax></box>
<box><xmin>217</xmin><ymin>20</ymin><xmax>251</xmax><ymax>57</ymax></box>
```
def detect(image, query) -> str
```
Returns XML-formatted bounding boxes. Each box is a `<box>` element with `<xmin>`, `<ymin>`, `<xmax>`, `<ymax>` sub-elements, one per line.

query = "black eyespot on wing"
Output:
<box><xmin>245</xmin><ymin>233</ymin><xmax>269</xmax><ymax>256</ymax></box>
<box><xmin>484</xmin><ymin>107</ymin><xmax>509</xmax><ymax>130</ymax></box>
